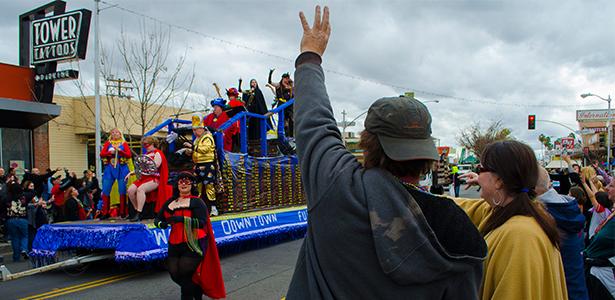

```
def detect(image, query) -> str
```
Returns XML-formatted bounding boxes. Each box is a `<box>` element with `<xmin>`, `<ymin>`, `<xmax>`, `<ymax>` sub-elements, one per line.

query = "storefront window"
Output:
<box><xmin>1</xmin><ymin>128</ymin><xmax>32</xmax><ymax>173</ymax></box>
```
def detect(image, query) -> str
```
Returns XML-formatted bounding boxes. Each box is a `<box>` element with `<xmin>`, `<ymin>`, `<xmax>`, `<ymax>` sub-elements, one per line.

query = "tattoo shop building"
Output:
<box><xmin>0</xmin><ymin>1</ymin><xmax>90</xmax><ymax>172</ymax></box>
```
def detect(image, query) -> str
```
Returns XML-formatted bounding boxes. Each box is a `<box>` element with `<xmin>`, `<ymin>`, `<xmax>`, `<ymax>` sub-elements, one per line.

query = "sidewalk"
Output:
<box><xmin>0</xmin><ymin>241</ymin><xmax>34</xmax><ymax>275</ymax></box>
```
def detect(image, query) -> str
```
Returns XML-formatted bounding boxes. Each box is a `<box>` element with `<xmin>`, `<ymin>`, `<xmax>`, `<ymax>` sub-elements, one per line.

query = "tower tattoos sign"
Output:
<box><xmin>30</xmin><ymin>10</ymin><xmax>91</xmax><ymax>65</ymax></box>
<box><xmin>19</xmin><ymin>1</ymin><xmax>91</xmax><ymax>103</ymax></box>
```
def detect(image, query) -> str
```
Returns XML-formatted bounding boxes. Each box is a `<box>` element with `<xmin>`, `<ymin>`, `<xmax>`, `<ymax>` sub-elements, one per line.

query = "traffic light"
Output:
<box><xmin>528</xmin><ymin>115</ymin><xmax>536</xmax><ymax>130</ymax></box>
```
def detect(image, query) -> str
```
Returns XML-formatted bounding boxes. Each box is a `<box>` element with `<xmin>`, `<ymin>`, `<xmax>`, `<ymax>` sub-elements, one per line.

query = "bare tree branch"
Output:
<box><xmin>457</xmin><ymin>121</ymin><xmax>513</xmax><ymax>159</ymax></box>
<box><xmin>116</xmin><ymin>21</ymin><xmax>193</xmax><ymax>136</ymax></box>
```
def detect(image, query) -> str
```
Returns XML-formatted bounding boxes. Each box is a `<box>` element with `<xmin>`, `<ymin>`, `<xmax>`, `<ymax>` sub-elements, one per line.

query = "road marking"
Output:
<box><xmin>19</xmin><ymin>271</ymin><xmax>144</xmax><ymax>300</ymax></box>
<box><xmin>18</xmin><ymin>272</ymin><xmax>135</xmax><ymax>300</ymax></box>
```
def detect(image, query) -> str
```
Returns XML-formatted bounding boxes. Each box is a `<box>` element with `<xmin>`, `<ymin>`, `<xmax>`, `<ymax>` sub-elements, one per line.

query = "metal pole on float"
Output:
<box><xmin>94</xmin><ymin>0</ymin><xmax>102</xmax><ymax>180</ymax></box>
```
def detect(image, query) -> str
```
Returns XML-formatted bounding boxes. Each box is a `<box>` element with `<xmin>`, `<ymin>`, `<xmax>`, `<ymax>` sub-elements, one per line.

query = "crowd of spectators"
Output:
<box><xmin>0</xmin><ymin>166</ymin><xmax>100</xmax><ymax>262</ymax></box>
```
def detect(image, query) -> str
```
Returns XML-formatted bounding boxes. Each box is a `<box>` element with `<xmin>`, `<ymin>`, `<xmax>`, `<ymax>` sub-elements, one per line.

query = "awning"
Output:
<box><xmin>0</xmin><ymin>97</ymin><xmax>61</xmax><ymax>129</ymax></box>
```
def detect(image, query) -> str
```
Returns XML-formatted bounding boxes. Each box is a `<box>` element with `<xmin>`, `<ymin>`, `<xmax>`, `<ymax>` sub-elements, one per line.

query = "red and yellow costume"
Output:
<box><xmin>100</xmin><ymin>132</ymin><xmax>133</xmax><ymax>217</ymax></box>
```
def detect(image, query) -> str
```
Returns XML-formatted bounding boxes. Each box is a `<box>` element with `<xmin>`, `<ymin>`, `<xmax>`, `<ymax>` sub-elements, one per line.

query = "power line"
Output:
<box><xmin>99</xmin><ymin>1</ymin><xmax>603</xmax><ymax>109</ymax></box>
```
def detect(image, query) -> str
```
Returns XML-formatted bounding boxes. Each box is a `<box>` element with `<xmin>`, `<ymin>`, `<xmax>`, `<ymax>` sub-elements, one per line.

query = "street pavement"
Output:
<box><xmin>0</xmin><ymin>186</ymin><xmax>481</xmax><ymax>300</ymax></box>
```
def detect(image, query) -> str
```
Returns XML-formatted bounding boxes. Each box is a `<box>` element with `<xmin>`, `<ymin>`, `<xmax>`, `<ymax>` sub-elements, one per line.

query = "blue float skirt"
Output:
<box><xmin>30</xmin><ymin>206</ymin><xmax>307</xmax><ymax>265</ymax></box>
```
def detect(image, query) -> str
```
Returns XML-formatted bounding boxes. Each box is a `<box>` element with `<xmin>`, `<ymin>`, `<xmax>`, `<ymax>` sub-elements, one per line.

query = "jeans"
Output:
<box><xmin>6</xmin><ymin>218</ymin><xmax>28</xmax><ymax>261</ymax></box>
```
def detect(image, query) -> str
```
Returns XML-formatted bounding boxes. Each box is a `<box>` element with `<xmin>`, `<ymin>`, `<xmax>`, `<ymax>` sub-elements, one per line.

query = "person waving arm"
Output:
<box><xmin>294</xmin><ymin>6</ymin><xmax>360</xmax><ymax>207</ymax></box>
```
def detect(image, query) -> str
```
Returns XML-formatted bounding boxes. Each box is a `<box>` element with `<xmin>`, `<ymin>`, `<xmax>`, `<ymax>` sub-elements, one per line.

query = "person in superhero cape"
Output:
<box><xmin>182</xmin><ymin>115</ymin><xmax>221</xmax><ymax>216</ymax></box>
<box><xmin>154</xmin><ymin>172</ymin><xmax>225</xmax><ymax>300</ymax></box>
<box><xmin>99</xmin><ymin>128</ymin><xmax>133</xmax><ymax>219</ymax></box>
<box><xmin>203</xmin><ymin>98</ymin><xmax>238</xmax><ymax>152</ymax></box>
<box><xmin>126</xmin><ymin>136</ymin><xmax>170</xmax><ymax>221</ymax></box>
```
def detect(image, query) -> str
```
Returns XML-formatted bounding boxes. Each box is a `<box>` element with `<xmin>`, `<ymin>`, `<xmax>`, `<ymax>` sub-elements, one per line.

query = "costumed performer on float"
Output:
<box><xmin>242</xmin><ymin>78</ymin><xmax>271</xmax><ymax>142</ymax></box>
<box><xmin>203</xmin><ymin>97</ymin><xmax>238</xmax><ymax>152</ymax></box>
<box><xmin>100</xmin><ymin>128</ymin><xmax>132</xmax><ymax>219</ymax></box>
<box><xmin>126</xmin><ymin>136</ymin><xmax>170</xmax><ymax>222</ymax></box>
<box><xmin>225</xmin><ymin>86</ymin><xmax>246</xmax><ymax>152</ymax></box>
<box><xmin>182</xmin><ymin>115</ymin><xmax>221</xmax><ymax>216</ymax></box>
<box><xmin>266</xmin><ymin>69</ymin><xmax>294</xmax><ymax>137</ymax></box>
<box><xmin>154</xmin><ymin>172</ymin><xmax>225</xmax><ymax>300</ymax></box>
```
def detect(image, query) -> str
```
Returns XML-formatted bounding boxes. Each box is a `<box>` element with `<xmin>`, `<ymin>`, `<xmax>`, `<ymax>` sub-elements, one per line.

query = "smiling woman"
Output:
<box><xmin>154</xmin><ymin>171</ymin><xmax>225</xmax><ymax>299</ymax></box>
<box><xmin>456</xmin><ymin>140</ymin><xmax>567</xmax><ymax>300</ymax></box>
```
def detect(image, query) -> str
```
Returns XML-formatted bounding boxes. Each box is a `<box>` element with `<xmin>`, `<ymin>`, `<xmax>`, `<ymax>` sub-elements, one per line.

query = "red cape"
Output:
<box><xmin>193</xmin><ymin>211</ymin><xmax>226</xmax><ymax>299</ymax></box>
<box><xmin>145</xmin><ymin>149</ymin><xmax>171</xmax><ymax>213</ymax></box>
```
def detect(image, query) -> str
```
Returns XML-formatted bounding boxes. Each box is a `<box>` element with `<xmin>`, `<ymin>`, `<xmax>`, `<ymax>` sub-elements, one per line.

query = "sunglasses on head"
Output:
<box><xmin>477</xmin><ymin>165</ymin><xmax>494</xmax><ymax>174</ymax></box>
<box><xmin>178</xmin><ymin>178</ymin><xmax>192</xmax><ymax>186</ymax></box>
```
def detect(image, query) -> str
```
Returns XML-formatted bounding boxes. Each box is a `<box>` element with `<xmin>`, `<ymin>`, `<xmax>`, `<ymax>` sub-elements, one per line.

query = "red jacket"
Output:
<box><xmin>51</xmin><ymin>184</ymin><xmax>65</xmax><ymax>207</ymax></box>
<box><xmin>203</xmin><ymin>112</ymin><xmax>237</xmax><ymax>152</ymax></box>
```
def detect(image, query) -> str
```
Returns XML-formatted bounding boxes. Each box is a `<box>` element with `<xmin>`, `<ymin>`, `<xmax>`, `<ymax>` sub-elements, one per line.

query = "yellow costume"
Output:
<box><xmin>190</xmin><ymin>115</ymin><xmax>218</xmax><ymax>205</ymax></box>
<box><xmin>192</xmin><ymin>133</ymin><xmax>215</xmax><ymax>164</ymax></box>
<box><xmin>455</xmin><ymin>199</ymin><xmax>568</xmax><ymax>300</ymax></box>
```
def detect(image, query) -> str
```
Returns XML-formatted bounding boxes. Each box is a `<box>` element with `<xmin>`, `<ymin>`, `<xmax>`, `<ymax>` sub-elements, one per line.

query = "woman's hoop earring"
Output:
<box><xmin>493</xmin><ymin>190</ymin><xmax>504</xmax><ymax>206</ymax></box>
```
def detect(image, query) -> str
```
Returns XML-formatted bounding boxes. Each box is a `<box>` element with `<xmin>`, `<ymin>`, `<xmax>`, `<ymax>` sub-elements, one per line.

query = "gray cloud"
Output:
<box><xmin>1</xmin><ymin>0</ymin><xmax>613</xmax><ymax>153</ymax></box>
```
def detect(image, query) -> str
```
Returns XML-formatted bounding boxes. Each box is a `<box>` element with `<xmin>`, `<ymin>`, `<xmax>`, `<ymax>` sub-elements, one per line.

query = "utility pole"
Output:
<box><xmin>94</xmin><ymin>0</ymin><xmax>102</xmax><ymax>181</ymax></box>
<box><xmin>341</xmin><ymin>110</ymin><xmax>347</xmax><ymax>143</ymax></box>
<box><xmin>105</xmin><ymin>76</ymin><xmax>133</xmax><ymax>99</ymax></box>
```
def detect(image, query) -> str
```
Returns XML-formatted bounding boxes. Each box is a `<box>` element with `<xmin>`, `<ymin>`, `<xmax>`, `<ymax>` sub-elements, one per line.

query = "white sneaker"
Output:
<box><xmin>210</xmin><ymin>206</ymin><xmax>219</xmax><ymax>216</ymax></box>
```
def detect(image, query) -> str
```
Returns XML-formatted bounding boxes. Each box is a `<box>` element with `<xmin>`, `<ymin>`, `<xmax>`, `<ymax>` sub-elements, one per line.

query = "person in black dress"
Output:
<box><xmin>155</xmin><ymin>172</ymin><xmax>225</xmax><ymax>300</ymax></box>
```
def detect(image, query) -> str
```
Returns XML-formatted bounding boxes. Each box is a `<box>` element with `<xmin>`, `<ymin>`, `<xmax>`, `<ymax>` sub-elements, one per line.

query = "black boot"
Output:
<box><xmin>129</xmin><ymin>212</ymin><xmax>141</xmax><ymax>222</ymax></box>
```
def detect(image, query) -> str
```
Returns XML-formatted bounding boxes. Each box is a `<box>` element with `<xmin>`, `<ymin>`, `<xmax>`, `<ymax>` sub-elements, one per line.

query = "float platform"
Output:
<box><xmin>30</xmin><ymin>206</ymin><xmax>307</xmax><ymax>265</ymax></box>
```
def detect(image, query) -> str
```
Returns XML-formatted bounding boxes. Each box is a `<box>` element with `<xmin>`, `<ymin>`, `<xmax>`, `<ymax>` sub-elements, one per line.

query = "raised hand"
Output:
<box><xmin>299</xmin><ymin>6</ymin><xmax>331</xmax><ymax>56</ymax></box>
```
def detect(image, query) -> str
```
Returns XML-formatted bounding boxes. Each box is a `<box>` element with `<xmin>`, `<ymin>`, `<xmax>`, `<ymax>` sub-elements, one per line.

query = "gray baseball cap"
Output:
<box><xmin>364</xmin><ymin>96</ymin><xmax>439</xmax><ymax>161</ymax></box>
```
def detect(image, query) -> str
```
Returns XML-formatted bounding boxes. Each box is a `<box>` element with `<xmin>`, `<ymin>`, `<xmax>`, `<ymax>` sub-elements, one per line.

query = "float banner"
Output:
<box><xmin>31</xmin><ymin>206</ymin><xmax>307</xmax><ymax>264</ymax></box>
<box><xmin>30</xmin><ymin>9</ymin><xmax>91</xmax><ymax>65</ymax></box>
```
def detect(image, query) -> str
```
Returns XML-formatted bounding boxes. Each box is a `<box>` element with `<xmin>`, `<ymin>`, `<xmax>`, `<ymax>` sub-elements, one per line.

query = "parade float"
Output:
<box><xmin>0</xmin><ymin>1</ymin><xmax>307</xmax><ymax>279</ymax></box>
<box><xmin>28</xmin><ymin>100</ymin><xmax>308</xmax><ymax>268</ymax></box>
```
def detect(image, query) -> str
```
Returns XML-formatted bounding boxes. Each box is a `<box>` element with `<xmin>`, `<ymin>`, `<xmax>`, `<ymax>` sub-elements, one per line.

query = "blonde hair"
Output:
<box><xmin>594</xmin><ymin>179</ymin><xmax>605</xmax><ymax>192</ymax></box>
<box><xmin>581</xmin><ymin>167</ymin><xmax>596</xmax><ymax>181</ymax></box>
<box><xmin>581</xmin><ymin>166</ymin><xmax>605</xmax><ymax>191</ymax></box>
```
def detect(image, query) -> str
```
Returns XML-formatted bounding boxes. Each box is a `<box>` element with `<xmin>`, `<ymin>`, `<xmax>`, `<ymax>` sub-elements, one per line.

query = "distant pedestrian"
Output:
<box><xmin>451</xmin><ymin>165</ymin><xmax>462</xmax><ymax>197</ymax></box>
<box><xmin>6</xmin><ymin>186</ymin><xmax>28</xmax><ymax>262</ymax></box>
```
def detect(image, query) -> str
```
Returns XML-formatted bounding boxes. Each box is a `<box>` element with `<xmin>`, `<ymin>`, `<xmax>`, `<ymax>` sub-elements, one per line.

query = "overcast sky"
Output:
<box><xmin>2</xmin><ymin>0</ymin><xmax>615</xmax><ymax>152</ymax></box>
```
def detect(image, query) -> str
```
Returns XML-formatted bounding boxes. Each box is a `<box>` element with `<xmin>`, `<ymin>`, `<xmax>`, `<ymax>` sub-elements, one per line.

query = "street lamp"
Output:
<box><xmin>581</xmin><ymin>92</ymin><xmax>612</xmax><ymax>173</ymax></box>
